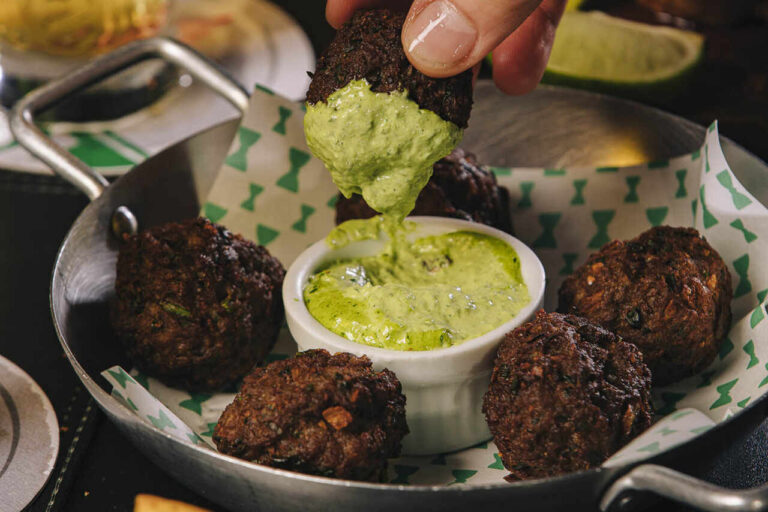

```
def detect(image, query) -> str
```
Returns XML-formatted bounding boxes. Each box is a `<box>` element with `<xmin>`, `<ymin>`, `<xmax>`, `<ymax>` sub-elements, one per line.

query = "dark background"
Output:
<box><xmin>1</xmin><ymin>0</ymin><xmax>766</xmax><ymax>510</ymax></box>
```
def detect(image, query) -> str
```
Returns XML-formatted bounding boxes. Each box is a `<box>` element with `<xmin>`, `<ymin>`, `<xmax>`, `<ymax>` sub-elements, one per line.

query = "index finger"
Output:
<box><xmin>326</xmin><ymin>0</ymin><xmax>413</xmax><ymax>29</ymax></box>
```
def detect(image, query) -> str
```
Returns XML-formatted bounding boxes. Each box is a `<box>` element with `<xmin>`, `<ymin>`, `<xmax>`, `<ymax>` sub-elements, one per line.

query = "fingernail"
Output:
<box><xmin>403</xmin><ymin>0</ymin><xmax>477</xmax><ymax>68</ymax></box>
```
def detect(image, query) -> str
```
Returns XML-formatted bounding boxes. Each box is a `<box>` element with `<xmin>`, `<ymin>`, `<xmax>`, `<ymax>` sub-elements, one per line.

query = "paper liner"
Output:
<box><xmin>101</xmin><ymin>88</ymin><xmax>768</xmax><ymax>485</ymax></box>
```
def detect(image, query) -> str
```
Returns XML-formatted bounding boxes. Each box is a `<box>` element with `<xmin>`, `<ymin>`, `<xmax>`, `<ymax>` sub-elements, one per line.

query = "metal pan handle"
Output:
<box><xmin>9</xmin><ymin>37</ymin><xmax>249</xmax><ymax>201</ymax></box>
<box><xmin>601</xmin><ymin>463</ymin><xmax>768</xmax><ymax>511</ymax></box>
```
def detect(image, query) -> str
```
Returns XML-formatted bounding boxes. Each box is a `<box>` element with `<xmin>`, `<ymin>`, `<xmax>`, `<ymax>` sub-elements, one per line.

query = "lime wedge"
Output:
<box><xmin>565</xmin><ymin>0</ymin><xmax>585</xmax><ymax>12</ymax></box>
<box><xmin>542</xmin><ymin>11</ymin><xmax>704</xmax><ymax>100</ymax></box>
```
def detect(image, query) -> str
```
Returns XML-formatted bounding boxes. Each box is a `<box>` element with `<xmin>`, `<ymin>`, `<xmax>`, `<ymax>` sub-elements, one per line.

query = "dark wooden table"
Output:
<box><xmin>1</xmin><ymin>1</ymin><xmax>766</xmax><ymax>511</ymax></box>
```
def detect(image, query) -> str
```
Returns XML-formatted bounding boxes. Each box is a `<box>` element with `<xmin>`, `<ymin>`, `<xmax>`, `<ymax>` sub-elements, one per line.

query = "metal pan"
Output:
<box><xmin>10</xmin><ymin>37</ymin><xmax>768</xmax><ymax>512</ymax></box>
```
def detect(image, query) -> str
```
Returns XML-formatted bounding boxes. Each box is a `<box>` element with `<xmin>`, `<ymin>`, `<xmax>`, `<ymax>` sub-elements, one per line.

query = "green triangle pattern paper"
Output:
<box><xmin>694</xmin><ymin>123</ymin><xmax>766</xmax><ymax>319</ymax></box>
<box><xmin>495</xmin><ymin>152</ymin><xmax>702</xmax><ymax>312</ymax></box>
<box><xmin>203</xmin><ymin>90</ymin><xmax>337</xmax><ymax>266</ymax></box>
<box><xmin>603</xmin><ymin>408</ymin><xmax>714</xmax><ymax>468</ymax></box>
<box><xmin>652</xmin><ymin>123</ymin><xmax>768</xmax><ymax>423</ymax></box>
<box><xmin>102</xmin><ymin>365</ymin><xmax>212</xmax><ymax>448</ymax></box>
<box><xmin>99</xmin><ymin>86</ymin><xmax>768</xmax><ymax>485</ymax></box>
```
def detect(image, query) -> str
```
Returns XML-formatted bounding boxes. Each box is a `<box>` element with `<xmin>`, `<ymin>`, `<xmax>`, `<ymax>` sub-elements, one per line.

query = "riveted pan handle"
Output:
<box><xmin>601</xmin><ymin>464</ymin><xmax>768</xmax><ymax>511</ymax></box>
<box><xmin>9</xmin><ymin>37</ymin><xmax>248</xmax><ymax>201</ymax></box>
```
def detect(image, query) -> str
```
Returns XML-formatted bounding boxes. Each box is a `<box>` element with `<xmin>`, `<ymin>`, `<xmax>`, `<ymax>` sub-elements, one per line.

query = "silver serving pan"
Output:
<box><xmin>10</xmin><ymin>38</ymin><xmax>768</xmax><ymax>512</ymax></box>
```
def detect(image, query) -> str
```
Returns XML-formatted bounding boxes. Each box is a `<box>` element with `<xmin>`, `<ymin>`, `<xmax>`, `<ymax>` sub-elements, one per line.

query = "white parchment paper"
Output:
<box><xmin>103</xmin><ymin>88</ymin><xmax>768</xmax><ymax>485</ymax></box>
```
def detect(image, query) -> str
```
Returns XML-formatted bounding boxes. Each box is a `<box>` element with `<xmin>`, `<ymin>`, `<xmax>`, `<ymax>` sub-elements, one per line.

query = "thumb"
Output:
<box><xmin>402</xmin><ymin>0</ymin><xmax>543</xmax><ymax>78</ymax></box>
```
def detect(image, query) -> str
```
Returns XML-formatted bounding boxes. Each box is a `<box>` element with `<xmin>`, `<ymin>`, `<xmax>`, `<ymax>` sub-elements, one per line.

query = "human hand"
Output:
<box><xmin>326</xmin><ymin>0</ymin><xmax>567</xmax><ymax>95</ymax></box>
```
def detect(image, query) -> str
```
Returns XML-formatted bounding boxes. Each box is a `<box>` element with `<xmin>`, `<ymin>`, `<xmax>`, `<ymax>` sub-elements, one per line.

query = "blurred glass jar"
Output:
<box><xmin>0</xmin><ymin>0</ymin><xmax>168</xmax><ymax>56</ymax></box>
<box><xmin>0</xmin><ymin>0</ymin><xmax>176</xmax><ymax>121</ymax></box>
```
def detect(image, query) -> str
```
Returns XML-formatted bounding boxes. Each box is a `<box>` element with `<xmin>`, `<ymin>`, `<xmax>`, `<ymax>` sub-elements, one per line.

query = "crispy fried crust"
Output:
<box><xmin>335</xmin><ymin>148</ymin><xmax>512</xmax><ymax>233</ymax></box>
<box><xmin>213</xmin><ymin>349</ymin><xmax>408</xmax><ymax>481</ymax></box>
<box><xmin>483</xmin><ymin>311</ymin><xmax>653</xmax><ymax>481</ymax></box>
<box><xmin>558</xmin><ymin>226</ymin><xmax>732</xmax><ymax>385</ymax></box>
<box><xmin>111</xmin><ymin>217</ymin><xmax>285</xmax><ymax>392</ymax></box>
<box><xmin>306</xmin><ymin>9</ymin><xmax>473</xmax><ymax>128</ymax></box>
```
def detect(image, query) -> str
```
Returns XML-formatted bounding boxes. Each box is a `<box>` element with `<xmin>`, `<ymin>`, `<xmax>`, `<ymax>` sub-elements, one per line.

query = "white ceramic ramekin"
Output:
<box><xmin>283</xmin><ymin>217</ymin><xmax>545</xmax><ymax>455</ymax></box>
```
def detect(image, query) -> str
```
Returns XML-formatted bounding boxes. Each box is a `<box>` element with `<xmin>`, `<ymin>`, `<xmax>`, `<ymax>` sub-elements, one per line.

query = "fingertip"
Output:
<box><xmin>325</xmin><ymin>0</ymin><xmax>351</xmax><ymax>29</ymax></box>
<box><xmin>403</xmin><ymin>54</ymin><xmax>473</xmax><ymax>79</ymax></box>
<box><xmin>491</xmin><ymin>43</ymin><xmax>542</xmax><ymax>96</ymax></box>
<box><xmin>401</xmin><ymin>42</ymin><xmax>483</xmax><ymax>79</ymax></box>
<box><xmin>490</xmin><ymin>0</ymin><xmax>565</xmax><ymax>95</ymax></box>
<box><xmin>492</xmin><ymin>72</ymin><xmax>539</xmax><ymax>96</ymax></box>
<box><xmin>401</xmin><ymin>0</ymin><xmax>478</xmax><ymax>79</ymax></box>
<box><xmin>471</xmin><ymin>62</ymin><xmax>481</xmax><ymax>88</ymax></box>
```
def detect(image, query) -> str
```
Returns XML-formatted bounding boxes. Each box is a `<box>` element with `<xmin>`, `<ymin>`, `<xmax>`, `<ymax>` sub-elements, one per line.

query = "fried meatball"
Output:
<box><xmin>213</xmin><ymin>349</ymin><xmax>408</xmax><ymax>481</ymax></box>
<box><xmin>335</xmin><ymin>148</ymin><xmax>513</xmax><ymax>233</ymax></box>
<box><xmin>483</xmin><ymin>311</ymin><xmax>653</xmax><ymax>481</ymax></box>
<box><xmin>306</xmin><ymin>9</ymin><xmax>473</xmax><ymax>128</ymax></box>
<box><xmin>111</xmin><ymin>217</ymin><xmax>285</xmax><ymax>392</ymax></box>
<box><xmin>558</xmin><ymin>226</ymin><xmax>732</xmax><ymax>385</ymax></box>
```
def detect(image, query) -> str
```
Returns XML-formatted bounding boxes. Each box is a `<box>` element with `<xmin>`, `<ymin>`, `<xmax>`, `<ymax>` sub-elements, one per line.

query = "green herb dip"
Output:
<box><xmin>304</xmin><ymin>79</ymin><xmax>463</xmax><ymax>223</ymax></box>
<box><xmin>304</xmin><ymin>225</ymin><xmax>529</xmax><ymax>351</ymax></box>
<box><xmin>302</xmin><ymin>77</ymin><xmax>521</xmax><ymax>351</ymax></box>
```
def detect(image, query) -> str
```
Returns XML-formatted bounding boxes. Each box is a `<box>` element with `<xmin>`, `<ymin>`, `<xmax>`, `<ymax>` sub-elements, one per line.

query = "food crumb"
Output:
<box><xmin>322</xmin><ymin>406</ymin><xmax>354</xmax><ymax>430</ymax></box>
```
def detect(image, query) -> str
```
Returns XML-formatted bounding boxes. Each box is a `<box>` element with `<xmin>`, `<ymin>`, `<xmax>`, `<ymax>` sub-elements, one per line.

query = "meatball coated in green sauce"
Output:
<box><xmin>304</xmin><ymin>79</ymin><xmax>463</xmax><ymax>224</ymax></box>
<box><xmin>304</xmin><ymin>8</ymin><xmax>473</xmax><ymax>225</ymax></box>
<box><xmin>305</xmin><ymin>9</ymin><xmax>473</xmax><ymax>128</ymax></box>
